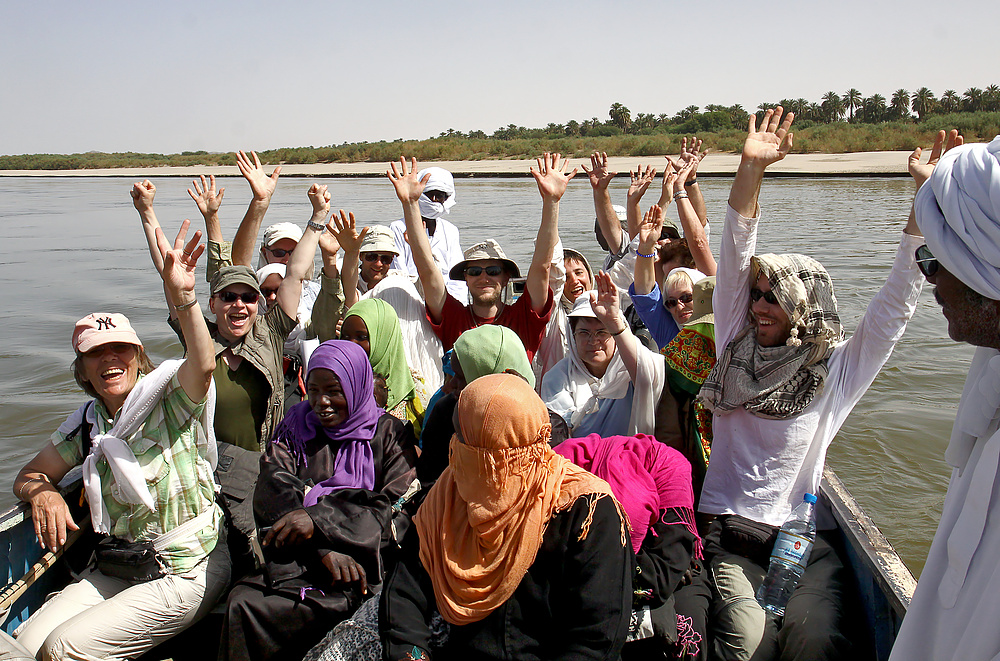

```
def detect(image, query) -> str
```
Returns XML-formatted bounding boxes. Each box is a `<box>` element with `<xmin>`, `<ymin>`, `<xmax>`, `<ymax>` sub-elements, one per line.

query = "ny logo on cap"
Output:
<box><xmin>96</xmin><ymin>317</ymin><xmax>116</xmax><ymax>330</ymax></box>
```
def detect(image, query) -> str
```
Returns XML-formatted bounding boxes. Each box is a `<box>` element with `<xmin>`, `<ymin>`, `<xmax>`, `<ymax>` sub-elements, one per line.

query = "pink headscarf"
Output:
<box><xmin>555</xmin><ymin>434</ymin><xmax>700</xmax><ymax>557</ymax></box>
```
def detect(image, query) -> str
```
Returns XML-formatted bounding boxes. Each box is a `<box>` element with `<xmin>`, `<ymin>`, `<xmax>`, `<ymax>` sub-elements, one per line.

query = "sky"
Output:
<box><xmin>3</xmin><ymin>0</ymin><xmax>998</xmax><ymax>156</ymax></box>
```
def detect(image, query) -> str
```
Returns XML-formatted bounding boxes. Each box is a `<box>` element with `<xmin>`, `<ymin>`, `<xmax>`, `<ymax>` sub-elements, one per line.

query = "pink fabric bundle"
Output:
<box><xmin>555</xmin><ymin>433</ymin><xmax>700</xmax><ymax>557</ymax></box>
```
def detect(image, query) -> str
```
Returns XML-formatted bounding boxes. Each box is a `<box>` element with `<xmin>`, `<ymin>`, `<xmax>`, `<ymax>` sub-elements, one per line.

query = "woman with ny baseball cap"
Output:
<box><xmin>13</xmin><ymin>221</ymin><xmax>231</xmax><ymax>660</ymax></box>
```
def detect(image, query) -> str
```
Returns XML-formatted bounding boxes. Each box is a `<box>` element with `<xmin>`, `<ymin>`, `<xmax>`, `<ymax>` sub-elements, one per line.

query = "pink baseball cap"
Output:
<box><xmin>72</xmin><ymin>313</ymin><xmax>143</xmax><ymax>353</ymax></box>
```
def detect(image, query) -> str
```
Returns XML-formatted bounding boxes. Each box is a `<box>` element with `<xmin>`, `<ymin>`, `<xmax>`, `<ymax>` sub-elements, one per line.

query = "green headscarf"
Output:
<box><xmin>452</xmin><ymin>326</ymin><xmax>535</xmax><ymax>389</ymax></box>
<box><xmin>343</xmin><ymin>299</ymin><xmax>416</xmax><ymax>411</ymax></box>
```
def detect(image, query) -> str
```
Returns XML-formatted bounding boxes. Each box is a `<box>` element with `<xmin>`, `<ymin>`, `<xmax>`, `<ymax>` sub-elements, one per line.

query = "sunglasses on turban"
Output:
<box><xmin>915</xmin><ymin>245</ymin><xmax>939</xmax><ymax>278</ymax></box>
<box><xmin>750</xmin><ymin>288</ymin><xmax>780</xmax><ymax>305</ymax></box>
<box><xmin>425</xmin><ymin>190</ymin><xmax>450</xmax><ymax>203</ymax></box>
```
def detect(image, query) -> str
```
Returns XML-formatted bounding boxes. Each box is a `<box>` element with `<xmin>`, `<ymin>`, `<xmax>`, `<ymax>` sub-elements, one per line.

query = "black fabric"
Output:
<box><xmin>94</xmin><ymin>536</ymin><xmax>162</xmax><ymax>583</ymax></box>
<box><xmin>215</xmin><ymin>441</ymin><xmax>262</xmax><ymax>580</ymax></box>
<box><xmin>380</xmin><ymin>496</ymin><xmax>631</xmax><ymax>661</ymax></box>
<box><xmin>220</xmin><ymin>413</ymin><xmax>417</xmax><ymax>661</ymax></box>
<box><xmin>69</xmin><ymin>400</ymin><xmax>96</xmax><ymax>456</ymax></box>
<box><xmin>718</xmin><ymin>515</ymin><xmax>780</xmax><ymax>569</ymax></box>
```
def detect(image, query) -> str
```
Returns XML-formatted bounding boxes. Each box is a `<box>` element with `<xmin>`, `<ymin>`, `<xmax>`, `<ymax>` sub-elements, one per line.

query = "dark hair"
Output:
<box><xmin>73</xmin><ymin>345</ymin><xmax>155</xmax><ymax>401</ymax></box>
<box><xmin>657</xmin><ymin>238</ymin><xmax>695</xmax><ymax>271</ymax></box>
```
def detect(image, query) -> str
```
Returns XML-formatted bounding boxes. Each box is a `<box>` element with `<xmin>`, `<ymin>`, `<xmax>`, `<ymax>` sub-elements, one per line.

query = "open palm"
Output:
<box><xmin>743</xmin><ymin>107</ymin><xmax>794</xmax><ymax>167</ymax></box>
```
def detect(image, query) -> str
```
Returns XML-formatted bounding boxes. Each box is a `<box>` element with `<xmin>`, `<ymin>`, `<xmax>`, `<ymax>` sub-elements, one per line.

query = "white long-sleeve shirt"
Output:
<box><xmin>699</xmin><ymin>205</ymin><xmax>924</xmax><ymax>527</ymax></box>
<box><xmin>389</xmin><ymin>217</ymin><xmax>468</xmax><ymax>301</ymax></box>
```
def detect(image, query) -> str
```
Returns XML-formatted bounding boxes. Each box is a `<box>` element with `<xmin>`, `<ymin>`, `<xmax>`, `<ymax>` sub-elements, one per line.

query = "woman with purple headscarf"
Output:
<box><xmin>221</xmin><ymin>340</ymin><xmax>417</xmax><ymax>661</ymax></box>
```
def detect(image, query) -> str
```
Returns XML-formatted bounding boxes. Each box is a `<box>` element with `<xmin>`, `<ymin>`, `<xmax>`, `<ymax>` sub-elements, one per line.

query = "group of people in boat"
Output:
<box><xmin>8</xmin><ymin>110</ymin><xmax>1000</xmax><ymax>661</ymax></box>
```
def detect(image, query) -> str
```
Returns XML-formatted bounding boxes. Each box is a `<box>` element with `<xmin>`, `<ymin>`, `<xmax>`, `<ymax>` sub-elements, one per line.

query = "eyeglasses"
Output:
<box><xmin>363</xmin><ymin>253</ymin><xmax>394</xmax><ymax>265</ymax></box>
<box><xmin>574</xmin><ymin>328</ymin><xmax>613</xmax><ymax>344</ymax></box>
<box><xmin>915</xmin><ymin>245</ymin><xmax>939</xmax><ymax>277</ymax></box>
<box><xmin>425</xmin><ymin>190</ymin><xmax>449</xmax><ymax>203</ymax></box>
<box><xmin>665</xmin><ymin>293</ymin><xmax>694</xmax><ymax>308</ymax></box>
<box><xmin>265</xmin><ymin>247</ymin><xmax>292</xmax><ymax>258</ymax></box>
<box><xmin>749</xmin><ymin>288</ymin><xmax>779</xmax><ymax>305</ymax></box>
<box><xmin>214</xmin><ymin>291</ymin><xmax>259</xmax><ymax>304</ymax></box>
<box><xmin>465</xmin><ymin>265</ymin><xmax>504</xmax><ymax>277</ymax></box>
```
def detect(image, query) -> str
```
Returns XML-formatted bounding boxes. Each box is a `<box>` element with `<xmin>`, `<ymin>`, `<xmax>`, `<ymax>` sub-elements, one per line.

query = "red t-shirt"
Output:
<box><xmin>427</xmin><ymin>287</ymin><xmax>554</xmax><ymax>361</ymax></box>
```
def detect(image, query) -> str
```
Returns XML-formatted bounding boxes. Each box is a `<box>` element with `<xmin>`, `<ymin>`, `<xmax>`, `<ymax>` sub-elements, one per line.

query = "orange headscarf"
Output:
<box><xmin>414</xmin><ymin>373</ymin><xmax>624</xmax><ymax>625</ymax></box>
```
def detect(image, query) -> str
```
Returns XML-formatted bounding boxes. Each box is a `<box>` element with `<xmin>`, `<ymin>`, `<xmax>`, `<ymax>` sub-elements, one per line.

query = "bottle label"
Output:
<box><xmin>771</xmin><ymin>531</ymin><xmax>811</xmax><ymax>569</ymax></box>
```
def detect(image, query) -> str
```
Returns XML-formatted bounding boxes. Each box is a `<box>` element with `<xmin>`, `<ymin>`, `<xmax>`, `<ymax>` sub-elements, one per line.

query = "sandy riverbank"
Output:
<box><xmin>0</xmin><ymin>151</ymin><xmax>913</xmax><ymax>178</ymax></box>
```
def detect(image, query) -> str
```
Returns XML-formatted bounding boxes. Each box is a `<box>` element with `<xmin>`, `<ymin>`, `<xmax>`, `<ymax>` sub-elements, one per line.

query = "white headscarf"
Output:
<box><xmin>915</xmin><ymin>136</ymin><xmax>1000</xmax><ymax>300</ymax></box>
<box><xmin>417</xmin><ymin>167</ymin><xmax>457</xmax><ymax>219</ymax></box>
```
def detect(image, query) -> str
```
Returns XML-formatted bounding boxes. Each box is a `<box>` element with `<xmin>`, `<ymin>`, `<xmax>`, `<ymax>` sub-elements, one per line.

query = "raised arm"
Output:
<box><xmin>310</xmin><ymin>227</ymin><xmax>345</xmax><ymax>342</ymax></box>
<box><xmin>329</xmin><ymin>209</ymin><xmax>369</xmax><ymax>309</ymax></box>
<box><xmin>905</xmin><ymin>129</ymin><xmax>963</xmax><ymax>235</ymax></box>
<box><xmin>275</xmin><ymin>184</ymin><xmax>327</xmax><ymax>319</ymax></box>
<box><xmin>131</xmin><ymin>180</ymin><xmax>165</xmax><ymax>274</ymax></box>
<box><xmin>187</xmin><ymin>174</ymin><xmax>226</xmax><ymax>244</ymax></box>
<box><xmin>728</xmin><ymin>107</ymin><xmax>794</xmax><ymax>217</ymax></box>
<box><xmin>634</xmin><ymin>205</ymin><xmax>665</xmax><ymax>296</ymax></box>
<box><xmin>527</xmin><ymin>153</ymin><xmax>577</xmax><ymax>313</ymax></box>
<box><xmin>231</xmin><ymin>150</ymin><xmax>281</xmax><ymax>266</ymax></box>
<box><xmin>676</xmin><ymin>136</ymin><xmax>709</xmax><ymax>226</ymax></box>
<box><xmin>582</xmin><ymin>152</ymin><xmax>621</xmax><ymax>250</ymax></box>
<box><xmin>388</xmin><ymin>158</ymin><xmax>445</xmax><ymax>319</ymax></box>
<box><xmin>155</xmin><ymin>220</ymin><xmax>215</xmax><ymax>402</ymax></box>
<box><xmin>672</xmin><ymin>159</ymin><xmax>717</xmax><ymax>275</ymax></box>
<box><xmin>591</xmin><ymin>271</ymin><xmax>640</xmax><ymax>382</ymax></box>
<box><xmin>626</xmin><ymin>164</ymin><xmax>656</xmax><ymax>239</ymax></box>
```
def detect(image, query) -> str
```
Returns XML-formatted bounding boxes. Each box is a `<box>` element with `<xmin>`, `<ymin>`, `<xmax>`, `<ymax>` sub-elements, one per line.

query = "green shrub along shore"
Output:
<box><xmin>4</xmin><ymin>105</ymin><xmax>1000</xmax><ymax>171</ymax></box>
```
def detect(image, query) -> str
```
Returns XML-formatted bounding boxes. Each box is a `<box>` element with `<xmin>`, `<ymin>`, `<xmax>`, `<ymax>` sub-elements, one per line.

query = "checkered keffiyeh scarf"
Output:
<box><xmin>700</xmin><ymin>253</ymin><xmax>843</xmax><ymax>419</ymax></box>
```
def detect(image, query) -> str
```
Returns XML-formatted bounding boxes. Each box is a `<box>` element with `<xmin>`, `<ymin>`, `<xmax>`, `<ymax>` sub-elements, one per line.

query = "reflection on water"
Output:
<box><xmin>0</xmin><ymin>175</ymin><xmax>966</xmax><ymax>576</ymax></box>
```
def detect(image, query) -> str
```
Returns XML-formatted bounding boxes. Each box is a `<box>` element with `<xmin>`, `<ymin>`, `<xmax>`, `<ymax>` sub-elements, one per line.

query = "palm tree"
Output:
<box><xmin>821</xmin><ymin>91</ymin><xmax>844</xmax><ymax>122</ymax></box>
<box><xmin>985</xmin><ymin>85</ymin><xmax>1000</xmax><ymax>112</ymax></box>
<box><xmin>890</xmin><ymin>89</ymin><xmax>911</xmax><ymax>120</ymax></box>
<box><xmin>963</xmin><ymin>88</ymin><xmax>984</xmax><ymax>112</ymax></box>
<box><xmin>609</xmin><ymin>103</ymin><xmax>632</xmax><ymax>132</ymax></box>
<box><xmin>940</xmin><ymin>90</ymin><xmax>961</xmax><ymax>113</ymax></box>
<box><xmin>845</xmin><ymin>88</ymin><xmax>862</xmax><ymax>123</ymax></box>
<box><xmin>863</xmin><ymin>94</ymin><xmax>887</xmax><ymax>123</ymax></box>
<box><xmin>728</xmin><ymin>104</ymin><xmax>749</xmax><ymax>128</ymax></box>
<box><xmin>911</xmin><ymin>87</ymin><xmax>936</xmax><ymax>120</ymax></box>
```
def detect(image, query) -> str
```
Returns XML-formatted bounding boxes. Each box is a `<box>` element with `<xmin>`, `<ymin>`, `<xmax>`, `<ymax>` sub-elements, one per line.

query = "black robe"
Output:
<box><xmin>380</xmin><ymin>496</ymin><xmax>631</xmax><ymax>661</ymax></box>
<box><xmin>222</xmin><ymin>413</ymin><xmax>417</xmax><ymax>661</ymax></box>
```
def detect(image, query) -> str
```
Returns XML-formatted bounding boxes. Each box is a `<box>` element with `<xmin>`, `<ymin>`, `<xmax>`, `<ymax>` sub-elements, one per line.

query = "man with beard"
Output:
<box><xmin>888</xmin><ymin>132</ymin><xmax>1000</xmax><ymax>661</ymax></box>
<box><xmin>388</xmin><ymin>165</ymin><xmax>468</xmax><ymax>301</ymax></box>
<box><xmin>387</xmin><ymin>154</ymin><xmax>575</xmax><ymax>361</ymax></box>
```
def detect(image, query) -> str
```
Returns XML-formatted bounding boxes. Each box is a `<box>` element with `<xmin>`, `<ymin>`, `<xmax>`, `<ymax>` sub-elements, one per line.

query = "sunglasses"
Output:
<box><xmin>915</xmin><ymin>244</ymin><xmax>939</xmax><ymax>277</ymax></box>
<box><xmin>214</xmin><ymin>291</ymin><xmax>259</xmax><ymax>304</ymax></box>
<box><xmin>665</xmin><ymin>293</ymin><xmax>694</xmax><ymax>308</ymax></box>
<box><xmin>260</xmin><ymin>287</ymin><xmax>279</xmax><ymax>299</ymax></box>
<box><xmin>265</xmin><ymin>247</ymin><xmax>292</xmax><ymax>258</ymax></box>
<box><xmin>750</xmin><ymin>288</ymin><xmax>779</xmax><ymax>305</ymax></box>
<box><xmin>363</xmin><ymin>253</ymin><xmax>394</xmax><ymax>265</ymax></box>
<box><xmin>425</xmin><ymin>190</ymin><xmax>450</xmax><ymax>203</ymax></box>
<box><xmin>465</xmin><ymin>265</ymin><xmax>504</xmax><ymax>277</ymax></box>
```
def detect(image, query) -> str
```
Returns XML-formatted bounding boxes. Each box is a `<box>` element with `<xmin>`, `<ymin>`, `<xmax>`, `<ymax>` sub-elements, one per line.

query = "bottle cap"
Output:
<box><xmin>803</xmin><ymin>493</ymin><xmax>818</xmax><ymax>504</ymax></box>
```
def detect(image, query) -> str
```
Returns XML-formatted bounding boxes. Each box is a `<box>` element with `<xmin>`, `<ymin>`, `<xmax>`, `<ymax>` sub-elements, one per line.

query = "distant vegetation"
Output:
<box><xmin>4</xmin><ymin>86</ymin><xmax>1000</xmax><ymax>170</ymax></box>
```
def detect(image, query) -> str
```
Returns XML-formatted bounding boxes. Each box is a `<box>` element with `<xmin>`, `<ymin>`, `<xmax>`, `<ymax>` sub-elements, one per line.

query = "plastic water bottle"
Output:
<box><xmin>755</xmin><ymin>493</ymin><xmax>818</xmax><ymax>618</ymax></box>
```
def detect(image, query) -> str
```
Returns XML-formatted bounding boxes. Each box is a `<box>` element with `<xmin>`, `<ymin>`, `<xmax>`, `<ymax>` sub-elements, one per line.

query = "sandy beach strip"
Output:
<box><xmin>0</xmin><ymin>151</ymin><xmax>913</xmax><ymax>178</ymax></box>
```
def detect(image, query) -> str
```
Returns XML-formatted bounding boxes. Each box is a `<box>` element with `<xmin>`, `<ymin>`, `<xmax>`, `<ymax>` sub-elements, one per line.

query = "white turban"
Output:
<box><xmin>915</xmin><ymin>136</ymin><xmax>1000</xmax><ymax>300</ymax></box>
<box><xmin>255</xmin><ymin>263</ymin><xmax>286</xmax><ymax>285</ymax></box>
<box><xmin>417</xmin><ymin>167</ymin><xmax>456</xmax><ymax>219</ymax></box>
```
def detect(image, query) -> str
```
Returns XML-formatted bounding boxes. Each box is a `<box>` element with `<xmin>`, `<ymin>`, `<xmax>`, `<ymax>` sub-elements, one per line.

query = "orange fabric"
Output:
<box><xmin>415</xmin><ymin>374</ymin><xmax>622</xmax><ymax>625</ymax></box>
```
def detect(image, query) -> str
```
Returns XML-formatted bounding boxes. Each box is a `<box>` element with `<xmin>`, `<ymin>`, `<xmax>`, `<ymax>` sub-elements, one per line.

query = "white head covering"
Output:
<box><xmin>255</xmin><ymin>263</ymin><xmax>286</xmax><ymax>285</ymax></box>
<box><xmin>915</xmin><ymin>136</ymin><xmax>1000</xmax><ymax>300</ymax></box>
<box><xmin>417</xmin><ymin>167</ymin><xmax>457</xmax><ymax>219</ymax></box>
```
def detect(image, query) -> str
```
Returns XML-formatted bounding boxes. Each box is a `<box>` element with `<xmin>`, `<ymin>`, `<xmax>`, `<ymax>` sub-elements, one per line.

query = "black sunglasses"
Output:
<box><xmin>665</xmin><ymin>293</ymin><xmax>693</xmax><ymax>308</ymax></box>
<box><xmin>363</xmin><ymin>253</ymin><xmax>394</xmax><ymax>265</ymax></box>
<box><xmin>750</xmin><ymin>288</ymin><xmax>779</xmax><ymax>305</ymax></box>
<box><xmin>465</xmin><ymin>265</ymin><xmax>504</xmax><ymax>277</ymax></box>
<box><xmin>214</xmin><ymin>291</ymin><xmax>259</xmax><ymax>304</ymax></box>
<box><xmin>266</xmin><ymin>246</ymin><xmax>292</xmax><ymax>258</ymax></box>
<box><xmin>425</xmin><ymin>190</ymin><xmax>450</xmax><ymax>203</ymax></box>
<box><xmin>915</xmin><ymin>245</ymin><xmax>939</xmax><ymax>277</ymax></box>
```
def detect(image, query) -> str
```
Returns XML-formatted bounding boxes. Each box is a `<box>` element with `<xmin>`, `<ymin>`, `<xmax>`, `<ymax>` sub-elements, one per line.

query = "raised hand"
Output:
<box><xmin>154</xmin><ymin>219</ymin><xmax>204</xmax><ymax>302</ymax></box>
<box><xmin>590</xmin><ymin>271</ymin><xmax>623</xmax><ymax>330</ymax></box>
<box><xmin>307</xmin><ymin>183</ymin><xmax>332</xmax><ymax>218</ymax></box>
<box><xmin>741</xmin><ymin>107</ymin><xmax>794</xmax><ymax>168</ymax></box>
<box><xmin>387</xmin><ymin>157</ymin><xmax>429</xmax><ymax>204</ymax></box>
<box><xmin>322</xmin><ymin>551</ymin><xmax>368</xmax><ymax>595</ymax></box>
<box><xmin>263</xmin><ymin>509</ymin><xmax>315</xmax><ymax>549</ymax></box>
<box><xmin>672</xmin><ymin>158</ymin><xmax>698</xmax><ymax>193</ymax></box>
<box><xmin>581</xmin><ymin>151</ymin><xmax>616</xmax><ymax>190</ymax></box>
<box><xmin>530</xmin><ymin>152</ymin><xmax>578</xmax><ymax>201</ymax></box>
<box><xmin>638</xmin><ymin>205</ymin><xmax>664</xmax><ymax>252</ymax></box>
<box><xmin>236</xmin><ymin>150</ymin><xmax>281</xmax><ymax>202</ymax></box>
<box><xmin>680</xmin><ymin>136</ymin><xmax>708</xmax><ymax>169</ymax></box>
<box><xmin>318</xmin><ymin>226</ymin><xmax>341</xmax><ymax>257</ymax></box>
<box><xmin>628</xmin><ymin>164</ymin><xmax>657</xmax><ymax>204</ymax></box>
<box><xmin>131</xmin><ymin>179</ymin><xmax>156</xmax><ymax>213</ymax></box>
<box><xmin>657</xmin><ymin>160</ymin><xmax>679</xmax><ymax>206</ymax></box>
<box><xmin>187</xmin><ymin>175</ymin><xmax>225</xmax><ymax>217</ymax></box>
<box><xmin>329</xmin><ymin>209</ymin><xmax>368</xmax><ymax>254</ymax></box>
<box><xmin>909</xmin><ymin>129</ymin><xmax>963</xmax><ymax>190</ymax></box>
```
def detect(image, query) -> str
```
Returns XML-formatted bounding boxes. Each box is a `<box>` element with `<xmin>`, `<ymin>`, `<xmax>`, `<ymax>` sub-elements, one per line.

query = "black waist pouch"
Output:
<box><xmin>719</xmin><ymin>515</ymin><xmax>779</xmax><ymax>568</ymax></box>
<box><xmin>94</xmin><ymin>536</ymin><xmax>163</xmax><ymax>582</ymax></box>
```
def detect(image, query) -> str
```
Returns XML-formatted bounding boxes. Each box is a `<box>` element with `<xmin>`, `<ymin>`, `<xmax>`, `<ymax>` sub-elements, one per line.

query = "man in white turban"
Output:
<box><xmin>890</xmin><ymin>132</ymin><xmax>1000</xmax><ymax>661</ymax></box>
<box><xmin>388</xmin><ymin>166</ymin><xmax>468</xmax><ymax>300</ymax></box>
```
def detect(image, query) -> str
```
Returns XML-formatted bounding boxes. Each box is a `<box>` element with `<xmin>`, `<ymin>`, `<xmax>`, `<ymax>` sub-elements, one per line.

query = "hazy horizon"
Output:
<box><xmin>4</xmin><ymin>0</ymin><xmax>997</xmax><ymax>156</ymax></box>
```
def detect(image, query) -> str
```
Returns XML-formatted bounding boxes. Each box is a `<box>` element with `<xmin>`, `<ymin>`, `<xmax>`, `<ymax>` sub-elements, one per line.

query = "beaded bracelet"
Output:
<box><xmin>673</xmin><ymin>191</ymin><xmax>689</xmax><ymax>201</ymax></box>
<box><xmin>307</xmin><ymin>220</ymin><xmax>326</xmax><ymax>232</ymax></box>
<box><xmin>636</xmin><ymin>251</ymin><xmax>656</xmax><ymax>259</ymax></box>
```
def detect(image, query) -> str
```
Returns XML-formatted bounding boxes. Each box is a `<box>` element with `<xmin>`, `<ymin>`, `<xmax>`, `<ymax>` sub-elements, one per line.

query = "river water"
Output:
<box><xmin>0</xmin><ymin>174</ymin><xmax>967</xmax><ymax>577</ymax></box>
